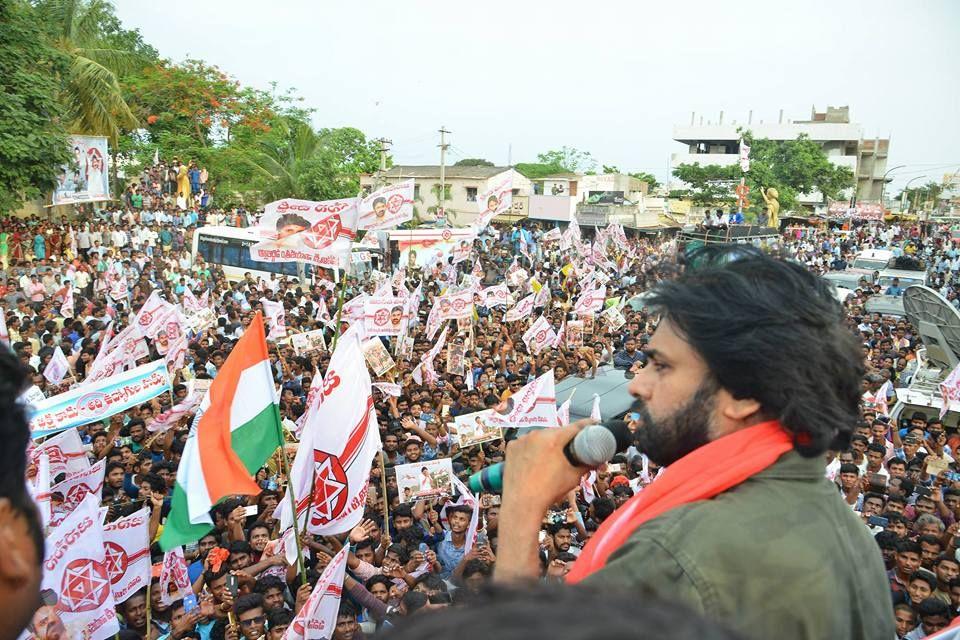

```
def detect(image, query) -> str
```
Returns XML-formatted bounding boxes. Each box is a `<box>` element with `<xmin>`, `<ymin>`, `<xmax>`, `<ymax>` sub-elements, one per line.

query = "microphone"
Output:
<box><xmin>468</xmin><ymin>420</ymin><xmax>632</xmax><ymax>494</ymax></box>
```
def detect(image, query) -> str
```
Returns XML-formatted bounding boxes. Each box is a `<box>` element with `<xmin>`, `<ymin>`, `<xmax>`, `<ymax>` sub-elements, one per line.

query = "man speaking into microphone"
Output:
<box><xmin>496</xmin><ymin>246</ymin><xmax>893</xmax><ymax>639</ymax></box>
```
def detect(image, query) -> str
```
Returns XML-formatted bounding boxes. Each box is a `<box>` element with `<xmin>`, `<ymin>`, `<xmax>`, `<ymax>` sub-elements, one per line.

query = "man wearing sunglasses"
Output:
<box><xmin>234</xmin><ymin>593</ymin><xmax>267</xmax><ymax>640</ymax></box>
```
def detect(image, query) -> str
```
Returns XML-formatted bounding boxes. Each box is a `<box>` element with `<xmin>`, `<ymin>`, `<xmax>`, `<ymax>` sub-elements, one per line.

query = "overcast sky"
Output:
<box><xmin>114</xmin><ymin>0</ymin><xmax>959</xmax><ymax>192</ymax></box>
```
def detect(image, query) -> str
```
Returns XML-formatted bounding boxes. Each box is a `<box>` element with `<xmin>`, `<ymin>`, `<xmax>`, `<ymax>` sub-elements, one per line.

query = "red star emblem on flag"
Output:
<box><xmin>103</xmin><ymin>542</ymin><xmax>128</xmax><ymax>585</ymax></box>
<box><xmin>59</xmin><ymin>558</ymin><xmax>110</xmax><ymax>612</ymax></box>
<box><xmin>309</xmin><ymin>450</ymin><xmax>349</xmax><ymax>526</ymax></box>
<box><xmin>303</xmin><ymin>215</ymin><xmax>342</xmax><ymax>250</ymax></box>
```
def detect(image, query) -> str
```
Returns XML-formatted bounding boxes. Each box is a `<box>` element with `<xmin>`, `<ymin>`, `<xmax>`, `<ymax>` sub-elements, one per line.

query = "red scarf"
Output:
<box><xmin>566</xmin><ymin>420</ymin><xmax>793</xmax><ymax>583</ymax></box>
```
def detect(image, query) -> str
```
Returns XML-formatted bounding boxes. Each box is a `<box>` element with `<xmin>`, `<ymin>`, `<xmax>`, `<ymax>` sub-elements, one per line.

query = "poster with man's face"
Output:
<box><xmin>453</xmin><ymin>410</ymin><xmax>503</xmax><ymax>448</ymax></box>
<box><xmin>396</xmin><ymin>458</ymin><xmax>454</xmax><ymax>503</ymax></box>
<box><xmin>361</xmin><ymin>337</ymin><xmax>396</xmax><ymax>375</ymax></box>
<box><xmin>358</xmin><ymin>179</ymin><xmax>414</xmax><ymax>231</ymax></box>
<box><xmin>363</xmin><ymin>297</ymin><xmax>408</xmax><ymax>337</ymax></box>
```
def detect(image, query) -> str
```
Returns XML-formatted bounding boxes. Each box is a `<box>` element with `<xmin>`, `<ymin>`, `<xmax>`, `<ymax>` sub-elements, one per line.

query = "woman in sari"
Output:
<box><xmin>9</xmin><ymin>227</ymin><xmax>24</xmax><ymax>264</ymax></box>
<box><xmin>33</xmin><ymin>230</ymin><xmax>46</xmax><ymax>260</ymax></box>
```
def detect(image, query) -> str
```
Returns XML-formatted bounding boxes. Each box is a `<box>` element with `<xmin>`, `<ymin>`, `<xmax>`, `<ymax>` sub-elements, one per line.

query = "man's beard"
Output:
<box><xmin>632</xmin><ymin>379</ymin><xmax>718</xmax><ymax>466</ymax></box>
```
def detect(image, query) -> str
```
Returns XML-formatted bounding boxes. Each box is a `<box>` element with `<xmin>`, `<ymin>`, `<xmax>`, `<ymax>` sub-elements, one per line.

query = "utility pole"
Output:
<box><xmin>438</xmin><ymin>127</ymin><xmax>450</xmax><ymax>225</ymax></box>
<box><xmin>374</xmin><ymin>137</ymin><xmax>392</xmax><ymax>187</ymax></box>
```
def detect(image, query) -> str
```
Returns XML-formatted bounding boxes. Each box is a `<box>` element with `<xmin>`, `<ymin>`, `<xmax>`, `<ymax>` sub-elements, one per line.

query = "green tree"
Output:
<box><xmin>0</xmin><ymin>0</ymin><xmax>72</xmax><ymax>215</ymax></box>
<box><xmin>454</xmin><ymin>158</ymin><xmax>494</xmax><ymax>167</ymax></box>
<box><xmin>670</xmin><ymin>164</ymin><xmax>740</xmax><ymax>206</ymax></box>
<box><xmin>899</xmin><ymin>181</ymin><xmax>944</xmax><ymax>211</ymax></box>
<box><xmin>629</xmin><ymin>171</ymin><xmax>660</xmax><ymax>191</ymax></box>
<box><xmin>536</xmin><ymin>147</ymin><xmax>596</xmax><ymax>173</ymax></box>
<box><xmin>34</xmin><ymin>0</ymin><xmax>147</xmax><ymax>142</ymax></box>
<box><xmin>739</xmin><ymin>131</ymin><xmax>854</xmax><ymax>211</ymax></box>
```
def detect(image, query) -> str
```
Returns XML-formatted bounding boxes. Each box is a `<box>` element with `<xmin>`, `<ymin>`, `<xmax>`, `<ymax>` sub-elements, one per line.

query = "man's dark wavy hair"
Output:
<box><xmin>649</xmin><ymin>244</ymin><xmax>862</xmax><ymax>456</ymax></box>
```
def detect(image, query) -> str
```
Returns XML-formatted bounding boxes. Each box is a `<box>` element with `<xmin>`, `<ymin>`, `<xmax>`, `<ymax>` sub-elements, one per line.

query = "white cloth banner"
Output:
<box><xmin>489</xmin><ymin>370</ymin><xmax>558</xmax><ymax>429</ymax></box>
<box><xmin>436</xmin><ymin>289</ymin><xmax>475</xmax><ymax>321</ymax></box>
<box><xmin>363</xmin><ymin>296</ymin><xmax>409</xmax><ymax>337</ymax></box>
<box><xmin>50</xmin><ymin>460</ymin><xmax>106</xmax><ymax>528</ymax></box>
<box><xmin>102</xmin><ymin>507</ymin><xmax>151</xmax><ymax>604</ymax></box>
<box><xmin>474</xmin><ymin>175</ymin><xmax>513</xmax><ymax>231</ymax></box>
<box><xmin>278</xmin><ymin>327</ymin><xmax>381</xmax><ymax>536</ymax></box>
<box><xmin>480</xmin><ymin>284</ymin><xmax>509</xmax><ymax>308</ymax></box>
<box><xmin>260</xmin><ymin>298</ymin><xmax>288</xmax><ymax>340</ymax></box>
<box><xmin>158</xmin><ymin>546</ymin><xmax>193</xmax><ymax>606</ymax></box>
<box><xmin>504</xmin><ymin>293</ymin><xmax>536</xmax><ymax>322</ymax></box>
<box><xmin>31</xmin><ymin>427</ymin><xmax>89</xmax><ymax>479</ymax></box>
<box><xmin>41</xmin><ymin>493</ymin><xmax>120</xmax><ymax>640</ymax></box>
<box><xmin>44</xmin><ymin>346</ymin><xmax>71</xmax><ymax>384</ymax></box>
<box><xmin>372</xmin><ymin>382</ymin><xmax>402</xmax><ymax>397</ymax></box>
<box><xmin>251</xmin><ymin>197</ymin><xmax>359</xmax><ymax>269</ymax></box>
<box><xmin>284</xmin><ymin>546</ymin><xmax>349</xmax><ymax>639</ymax></box>
<box><xmin>574</xmin><ymin>286</ymin><xmax>607</xmax><ymax>315</ymax></box>
<box><xmin>358</xmin><ymin>179</ymin><xmax>414</xmax><ymax>230</ymax></box>
<box><xmin>522</xmin><ymin>316</ymin><xmax>558</xmax><ymax>355</ymax></box>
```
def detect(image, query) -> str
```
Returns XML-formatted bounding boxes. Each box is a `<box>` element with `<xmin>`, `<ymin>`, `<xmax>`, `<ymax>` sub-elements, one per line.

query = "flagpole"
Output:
<box><xmin>145</xmin><ymin>579</ymin><xmax>152</xmax><ymax>637</ymax></box>
<box><xmin>379</xmin><ymin>451</ymin><xmax>390</xmax><ymax>536</ymax></box>
<box><xmin>329</xmin><ymin>268</ymin><xmax>350</xmax><ymax>351</ymax></box>
<box><xmin>274</xmin><ymin>420</ymin><xmax>308</xmax><ymax>587</ymax></box>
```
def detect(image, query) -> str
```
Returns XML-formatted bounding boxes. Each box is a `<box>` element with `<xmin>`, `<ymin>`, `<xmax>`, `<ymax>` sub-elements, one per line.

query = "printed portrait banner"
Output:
<box><xmin>437</xmin><ymin>289</ymin><xmax>475</xmax><ymax>321</ymax></box>
<box><xmin>574</xmin><ymin>286</ymin><xmax>607</xmax><ymax>315</ymax></box>
<box><xmin>41</xmin><ymin>493</ymin><xmax>119</xmax><ymax>640</ymax></box>
<box><xmin>252</xmin><ymin>197</ymin><xmax>359</xmax><ymax>268</ymax></box>
<box><xmin>488</xmin><ymin>369</ymin><xmax>558</xmax><ymax>429</ymax></box>
<box><xmin>363</xmin><ymin>296</ymin><xmax>409</xmax><ymax>337</ymax></box>
<box><xmin>30</xmin><ymin>360</ymin><xmax>172</xmax><ymax>439</ymax></box>
<box><xmin>475</xmin><ymin>175</ymin><xmax>513</xmax><ymax>230</ymax></box>
<box><xmin>49</xmin><ymin>460</ymin><xmax>106</xmax><ymax>529</ymax></box>
<box><xmin>522</xmin><ymin>316</ymin><xmax>558</xmax><ymax>355</ymax></box>
<box><xmin>396</xmin><ymin>458</ymin><xmax>454</xmax><ymax>504</ymax></box>
<box><xmin>53</xmin><ymin>135</ymin><xmax>111</xmax><ymax>206</ymax></box>
<box><xmin>504</xmin><ymin>293</ymin><xmax>536</xmax><ymax>322</ymax></box>
<box><xmin>30</xmin><ymin>427</ymin><xmax>90</xmax><ymax>479</ymax></box>
<box><xmin>289</xmin><ymin>329</ymin><xmax>328</xmax><ymax>356</ymax></box>
<box><xmin>453</xmin><ymin>410</ymin><xmax>503</xmax><ymax>448</ymax></box>
<box><xmin>392</xmin><ymin>228</ymin><xmax>477</xmax><ymax>269</ymax></box>
<box><xmin>361</xmin><ymin>338</ymin><xmax>397</xmax><ymax>376</ymax></box>
<box><xmin>358</xmin><ymin>179</ymin><xmax>415</xmax><ymax>230</ymax></box>
<box><xmin>480</xmin><ymin>284</ymin><xmax>509</xmax><ymax>308</ymax></box>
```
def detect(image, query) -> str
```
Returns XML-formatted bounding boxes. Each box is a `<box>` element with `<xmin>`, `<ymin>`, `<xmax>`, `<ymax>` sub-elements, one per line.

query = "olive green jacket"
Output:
<box><xmin>583</xmin><ymin>450</ymin><xmax>894</xmax><ymax>640</ymax></box>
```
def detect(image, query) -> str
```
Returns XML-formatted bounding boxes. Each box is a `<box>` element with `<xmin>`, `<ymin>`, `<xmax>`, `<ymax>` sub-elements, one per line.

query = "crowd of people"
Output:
<box><xmin>3</xmin><ymin>193</ymin><xmax>960</xmax><ymax>639</ymax></box>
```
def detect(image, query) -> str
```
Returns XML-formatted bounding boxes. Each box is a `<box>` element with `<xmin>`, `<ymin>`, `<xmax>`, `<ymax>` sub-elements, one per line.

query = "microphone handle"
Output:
<box><xmin>467</xmin><ymin>439</ymin><xmax>584</xmax><ymax>494</ymax></box>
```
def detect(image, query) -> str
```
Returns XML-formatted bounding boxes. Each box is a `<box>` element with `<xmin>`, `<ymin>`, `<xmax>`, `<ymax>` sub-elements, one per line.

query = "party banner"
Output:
<box><xmin>437</xmin><ymin>289</ymin><xmax>475</xmax><ymax>321</ymax></box>
<box><xmin>480</xmin><ymin>284</ymin><xmax>509</xmax><ymax>308</ymax></box>
<box><xmin>30</xmin><ymin>360</ymin><xmax>172</xmax><ymax>439</ymax></box>
<box><xmin>101</xmin><ymin>507</ymin><xmax>151</xmax><ymax>604</ymax></box>
<box><xmin>474</xmin><ymin>175</ymin><xmax>513</xmax><ymax>230</ymax></box>
<box><xmin>363</xmin><ymin>297</ymin><xmax>409</xmax><ymax>337</ymax></box>
<box><xmin>251</xmin><ymin>197</ymin><xmax>359</xmax><ymax>268</ymax></box>
<box><xmin>53</xmin><ymin>135</ymin><xmax>111</xmax><ymax>206</ymax></box>
<box><xmin>358</xmin><ymin>179</ymin><xmax>415</xmax><ymax>230</ymax></box>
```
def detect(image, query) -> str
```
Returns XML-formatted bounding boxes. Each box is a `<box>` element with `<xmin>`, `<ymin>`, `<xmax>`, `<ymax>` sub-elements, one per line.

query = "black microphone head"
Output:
<box><xmin>604</xmin><ymin>419</ymin><xmax>633</xmax><ymax>452</ymax></box>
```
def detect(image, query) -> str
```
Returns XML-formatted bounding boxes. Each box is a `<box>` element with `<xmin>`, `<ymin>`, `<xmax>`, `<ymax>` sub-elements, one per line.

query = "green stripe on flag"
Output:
<box><xmin>159</xmin><ymin>403</ymin><xmax>283</xmax><ymax>551</ymax></box>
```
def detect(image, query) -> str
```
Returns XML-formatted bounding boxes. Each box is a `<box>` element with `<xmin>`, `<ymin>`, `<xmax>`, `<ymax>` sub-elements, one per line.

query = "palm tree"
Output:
<box><xmin>245</xmin><ymin>117</ymin><xmax>321</xmax><ymax>201</ymax></box>
<box><xmin>35</xmin><ymin>0</ymin><xmax>141</xmax><ymax>142</ymax></box>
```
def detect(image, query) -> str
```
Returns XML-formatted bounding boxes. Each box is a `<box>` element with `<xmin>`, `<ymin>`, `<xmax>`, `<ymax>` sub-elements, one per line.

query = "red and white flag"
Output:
<box><xmin>61</xmin><ymin>286</ymin><xmax>75</xmax><ymax>318</ymax></box>
<box><xmin>474</xmin><ymin>175</ymin><xmax>512</xmax><ymax>232</ymax></box>
<box><xmin>552</xmin><ymin>320</ymin><xmax>566</xmax><ymax>349</ymax></box>
<box><xmin>41</xmin><ymin>492</ymin><xmax>120</xmax><ymax>640</ymax></box>
<box><xmin>472</xmin><ymin>259</ymin><xmax>484</xmax><ymax>280</ymax></box>
<box><xmin>278</xmin><ymin>327</ymin><xmax>381</xmax><ymax>536</ymax></box>
<box><xmin>941</xmin><ymin>365</ymin><xmax>960</xmax><ymax>419</ymax></box>
<box><xmin>102</xmin><ymin>507</ymin><xmax>151</xmax><ymax>604</ymax></box>
<box><xmin>50</xmin><ymin>459</ymin><xmax>105</xmax><ymax>528</ymax></box>
<box><xmin>358</xmin><ymin>179</ymin><xmax>415</xmax><ymax>231</ymax></box>
<box><xmin>504</xmin><ymin>293</ymin><xmax>536</xmax><ymax>322</ymax></box>
<box><xmin>522</xmin><ymin>315</ymin><xmax>558</xmax><ymax>355</ymax></box>
<box><xmin>490</xmin><ymin>370</ymin><xmax>558</xmax><ymax>429</ymax></box>
<box><xmin>31</xmin><ymin>427</ymin><xmax>89</xmax><ymax>478</ymax></box>
<box><xmin>29</xmin><ymin>452</ymin><xmax>52</xmax><ymax>530</ymax></box>
<box><xmin>533</xmin><ymin>282</ymin><xmax>551</xmax><ymax>309</ymax></box>
<box><xmin>260</xmin><ymin>298</ymin><xmax>287</xmax><ymax>341</ymax></box>
<box><xmin>148</xmin><ymin>391</ymin><xmax>203</xmax><ymax>433</ymax></box>
<box><xmin>480</xmin><ymin>284</ymin><xmax>508</xmax><ymax>308</ymax></box>
<box><xmin>44</xmin><ymin>346</ymin><xmax>71</xmax><ymax>384</ymax></box>
<box><xmin>574</xmin><ymin>286</ymin><xmax>606</xmax><ymax>315</ymax></box>
<box><xmin>295</xmin><ymin>370</ymin><xmax>325</xmax><ymax>437</ymax></box>
<box><xmin>182</xmin><ymin>287</ymin><xmax>204</xmax><ymax>315</ymax></box>
<box><xmin>284</xmin><ymin>546</ymin><xmax>349</xmax><ymax>640</ymax></box>
<box><xmin>557</xmin><ymin>389</ymin><xmax>575</xmax><ymax>427</ymax></box>
<box><xmin>373</xmin><ymin>382</ymin><xmax>402</xmax><ymax>397</ymax></box>
<box><xmin>158</xmin><ymin>546</ymin><xmax>193</xmax><ymax>606</ymax></box>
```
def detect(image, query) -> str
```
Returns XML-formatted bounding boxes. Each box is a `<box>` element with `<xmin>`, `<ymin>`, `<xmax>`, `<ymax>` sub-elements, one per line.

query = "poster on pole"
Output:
<box><xmin>53</xmin><ymin>135</ymin><xmax>111</xmax><ymax>205</ymax></box>
<box><xmin>396</xmin><ymin>458</ymin><xmax>454</xmax><ymax>504</ymax></box>
<box><xmin>358</xmin><ymin>179</ymin><xmax>415</xmax><ymax>230</ymax></box>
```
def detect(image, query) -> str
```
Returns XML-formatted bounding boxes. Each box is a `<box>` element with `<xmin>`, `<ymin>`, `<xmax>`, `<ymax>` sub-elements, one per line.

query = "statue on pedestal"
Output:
<box><xmin>759</xmin><ymin>187</ymin><xmax>780</xmax><ymax>228</ymax></box>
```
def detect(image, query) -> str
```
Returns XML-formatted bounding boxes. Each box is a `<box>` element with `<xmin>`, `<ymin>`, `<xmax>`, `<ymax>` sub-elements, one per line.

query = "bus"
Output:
<box><xmin>191</xmin><ymin>226</ymin><xmax>384</xmax><ymax>282</ymax></box>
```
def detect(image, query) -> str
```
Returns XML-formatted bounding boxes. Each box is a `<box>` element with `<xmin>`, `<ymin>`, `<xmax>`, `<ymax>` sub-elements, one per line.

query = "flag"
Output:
<box><xmin>29</xmin><ymin>452</ymin><xmax>52</xmax><ymax>530</ymax></box>
<box><xmin>31</xmin><ymin>427</ymin><xmax>89</xmax><ymax>478</ymax></box>
<box><xmin>260</xmin><ymin>298</ymin><xmax>287</xmax><ymax>340</ymax></box>
<box><xmin>580</xmin><ymin>470</ymin><xmax>597</xmax><ymax>503</ymax></box>
<box><xmin>504</xmin><ymin>293</ymin><xmax>535</xmax><ymax>322</ymax></box>
<box><xmin>295</xmin><ymin>370</ymin><xmax>324</xmax><ymax>437</ymax></box>
<box><xmin>41</xmin><ymin>493</ymin><xmax>120</xmax><ymax>640</ymax></box>
<box><xmin>153</xmin><ymin>147</ymin><xmax>160</xmax><ymax>166</ymax></box>
<box><xmin>472</xmin><ymin>259</ymin><xmax>484</xmax><ymax>280</ymax></box>
<box><xmin>574</xmin><ymin>286</ymin><xmax>606</xmax><ymax>315</ymax></box>
<box><xmin>489</xmin><ymin>370</ymin><xmax>558</xmax><ymax>429</ymax></box>
<box><xmin>590</xmin><ymin>394</ymin><xmax>602</xmax><ymax>422</ymax></box>
<box><xmin>552</xmin><ymin>320</ymin><xmax>566</xmax><ymax>349</ymax></box>
<box><xmin>160</xmin><ymin>313</ymin><xmax>283</xmax><ymax>550</ymax></box>
<box><xmin>158</xmin><ymin>546</ymin><xmax>192</xmax><ymax>606</ymax></box>
<box><xmin>61</xmin><ymin>286</ymin><xmax>75</xmax><ymax>318</ymax></box>
<box><xmin>474</xmin><ymin>175</ymin><xmax>512</xmax><ymax>231</ymax></box>
<box><xmin>277</xmin><ymin>327</ymin><xmax>381</xmax><ymax>536</ymax></box>
<box><xmin>373</xmin><ymin>382</ymin><xmax>402</xmax><ymax>397</ymax></box>
<box><xmin>50</xmin><ymin>460</ymin><xmax>106</xmax><ymax>528</ymax></box>
<box><xmin>522</xmin><ymin>315</ymin><xmax>557</xmax><ymax>355</ymax></box>
<box><xmin>44</xmin><ymin>346</ymin><xmax>71</xmax><ymax>384</ymax></box>
<box><xmin>284</xmin><ymin>546</ymin><xmax>349</xmax><ymax>640</ymax></box>
<box><xmin>557</xmin><ymin>389</ymin><xmax>574</xmax><ymax>427</ymax></box>
<box><xmin>315</xmin><ymin>296</ymin><xmax>333</xmax><ymax>326</ymax></box>
<box><xmin>148</xmin><ymin>391</ymin><xmax>203</xmax><ymax>433</ymax></box>
<box><xmin>941</xmin><ymin>365</ymin><xmax>960</xmax><ymax>419</ymax></box>
<box><xmin>102</xmin><ymin>507</ymin><xmax>151</xmax><ymax>603</ymax></box>
<box><xmin>182</xmin><ymin>287</ymin><xmax>203</xmax><ymax>315</ymax></box>
<box><xmin>739</xmin><ymin>138</ymin><xmax>751</xmax><ymax>172</ymax></box>
<box><xmin>533</xmin><ymin>281</ymin><xmax>551</xmax><ymax>309</ymax></box>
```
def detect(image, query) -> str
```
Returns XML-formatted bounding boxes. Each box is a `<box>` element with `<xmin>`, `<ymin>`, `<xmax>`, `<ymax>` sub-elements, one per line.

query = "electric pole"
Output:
<box><xmin>374</xmin><ymin>137</ymin><xmax>392</xmax><ymax>188</ymax></box>
<box><xmin>438</xmin><ymin>127</ymin><xmax>450</xmax><ymax>225</ymax></box>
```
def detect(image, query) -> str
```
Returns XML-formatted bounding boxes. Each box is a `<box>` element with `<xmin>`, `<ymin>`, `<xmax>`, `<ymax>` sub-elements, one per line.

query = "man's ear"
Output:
<box><xmin>0</xmin><ymin>498</ymin><xmax>39</xmax><ymax>589</ymax></box>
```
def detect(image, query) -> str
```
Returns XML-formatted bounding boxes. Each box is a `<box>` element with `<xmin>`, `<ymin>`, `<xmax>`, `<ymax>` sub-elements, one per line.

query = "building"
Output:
<box><xmin>671</xmin><ymin>105</ymin><xmax>889</xmax><ymax>206</ymax></box>
<box><xmin>359</xmin><ymin>165</ymin><xmax>531</xmax><ymax>227</ymax></box>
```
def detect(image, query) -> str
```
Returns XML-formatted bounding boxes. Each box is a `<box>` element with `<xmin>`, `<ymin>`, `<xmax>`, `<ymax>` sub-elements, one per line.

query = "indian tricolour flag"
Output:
<box><xmin>160</xmin><ymin>313</ymin><xmax>282</xmax><ymax>550</ymax></box>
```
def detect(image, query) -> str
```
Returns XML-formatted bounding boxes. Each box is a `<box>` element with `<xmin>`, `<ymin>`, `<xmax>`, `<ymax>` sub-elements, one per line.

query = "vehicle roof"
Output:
<box><xmin>554</xmin><ymin>366</ymin><xmax>636</xmax><ymax>420</ymax></box>
<box><xmin>855</xmin><ymin>249</ymin><xmax>894</xmax><ymax>260</ymax></box>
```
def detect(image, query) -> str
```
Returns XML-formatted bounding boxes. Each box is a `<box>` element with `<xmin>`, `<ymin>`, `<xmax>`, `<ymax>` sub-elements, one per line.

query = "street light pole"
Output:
<box><xmin>879</xmin><ymin>164</ymin><xmax>907</xmax><ymax>209</ymax></box>
<box><xmin>901</xmin><ymin>176</ymin><xmax>925</xmax><ymax>213</ymax></box>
